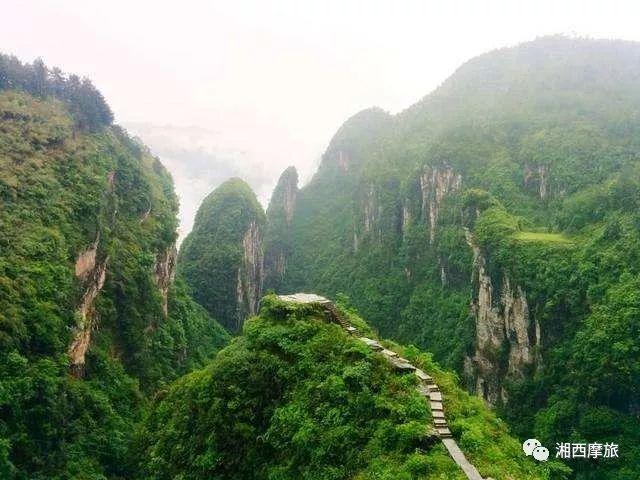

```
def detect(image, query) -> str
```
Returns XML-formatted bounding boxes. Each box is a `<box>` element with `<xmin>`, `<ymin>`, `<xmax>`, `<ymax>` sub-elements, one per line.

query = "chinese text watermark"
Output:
<box><xmin>555</xmin><ymin>442</ymin><xmax>618</xmax><ymax>459</ymax></box>
<box><xmin>523</xmin><ymin>439</ymin><xmax>619</xmax><ymax>462</ymax></box>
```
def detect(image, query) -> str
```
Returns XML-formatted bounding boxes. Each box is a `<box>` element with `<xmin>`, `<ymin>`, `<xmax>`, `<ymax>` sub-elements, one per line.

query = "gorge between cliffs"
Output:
<box><xmin>2</xmin><ymin>35</ymin><xmax>640</xmax><ymax>480</ymax></box>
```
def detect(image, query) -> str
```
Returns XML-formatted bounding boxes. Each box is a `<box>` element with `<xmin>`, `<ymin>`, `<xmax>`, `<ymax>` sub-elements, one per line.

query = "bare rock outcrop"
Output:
<box><xmin>264</xmin><ymin>167</ymin><xmax>298</xmax><ymax>288</ymax></box>
<box><xmin>401</xmin><ymin>201</ymin><xmax>411</xmax><ymax>239</ymax></box>
<box><xmin>420</xmin><ymin>166</ymin><xmax>462</xmax><ymax>243</ymax></box>
<box><xmin>69</xmin><ymin>236</ymin><xmax>108</xmax><ymax>377</ymax></box>
<box><xmin>335</xmin><ymin>150</ymin><xmax>349</xmax><ymax>172</ymax></box>
<box><xmin>524</xmin><ymin>163</ymin><xmax>549</xmax><ymax>200</ymax></box>
<box><xmin>464</xmin><ymin>228</ymin><xmax>540</xmax><ymax>405</ymax></box>
<box><xmin>74</xmin><ymin>233</ymin><xmax>100</xmax><ymax>279</ymax></box>
<box><xmin>236</xmin><ymin>220</ymin><xmax>264</xmax><ymax>329</ymax></box>
<box><xmin>155</xmin><ymin>244</ymin><xmax>177</xmax><ymax>317</ymax></box>
<box><xmin>69</xmin><ymin>171</ymin><xmax>116</xmax><ymax>376</ymax></box>
<box><xmin>362</xmin><ymin>185</ymin><xmax>383</xmax><ymax>237</ymax></box>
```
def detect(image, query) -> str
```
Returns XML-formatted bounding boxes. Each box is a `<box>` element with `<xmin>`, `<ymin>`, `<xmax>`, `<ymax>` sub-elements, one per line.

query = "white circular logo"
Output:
<box><xmin>523</xmin><ymin>438</ymin><xmax>541</xmax><ymax>456</ymax></box>
<box><xmin>533</xmin><ymin>446</ymin><xmax>550</xmax><ymax>462</ymax></box>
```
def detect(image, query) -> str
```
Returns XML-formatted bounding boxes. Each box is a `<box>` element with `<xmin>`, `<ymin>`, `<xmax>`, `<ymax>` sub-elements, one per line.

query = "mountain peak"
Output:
<box><xmin>180</xmin><ymin>178</ymin><xmax>265</xmax><ymax>331</ymax></box>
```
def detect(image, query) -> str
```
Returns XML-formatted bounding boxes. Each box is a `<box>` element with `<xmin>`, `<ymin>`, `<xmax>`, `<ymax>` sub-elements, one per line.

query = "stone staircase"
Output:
<box><xmin>357</xmin><ymin>337</ymin><xmax>453</xmax><ymax>439</ymax></box>
<box><xmin>277</xmin><ymin>293</ymin><xmax>486</xmax><ymax>480</ymax></box>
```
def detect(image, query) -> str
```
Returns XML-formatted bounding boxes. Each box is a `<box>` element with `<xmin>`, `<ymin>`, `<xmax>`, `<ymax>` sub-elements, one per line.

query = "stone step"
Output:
<box><xmin>359</xmin><ymin>337</ymin><xmax>383</xmax><ymax>350</ymax></box>
<box><xmin>428</xmin><ymin>385</ymin><xmax>440</xmax><ymax>392</ymax></box>
<box><xmin>434</xmin><ymin>420</ymin><xmax>448</xmax><ymax>427</ymax></box>
<box><xmin>380</xmin><ymin>348</ymin><xmax>397</xmax><ymax>358</ymax></box>
<box><xmin>417</xmin><ymin>385</ymin><xmax>430</xmax><ymax>396</ymax></box>
<box><xmin>429</xmin><ymin>392</ymin><xmax>443</xmax><ymax>401</ymax></box>
<box><xmin>437</xmin><ymin>427</ymin><xmax>452</xmax><ymax>438</ymax></box>
<box><xmin>430</xmin><ymin>401</ymin><xmax>444</xmax><ymax>411</ymax></box>
<box><xmin>346</xmin><ymin>326</ymin><xmax>358</xmax><ymax>335</ymax></box>
<box><xmin>442</xmin><ymin>438</ymin><xmax>484</xmax><ymax>480</ymax></box>
<box><xmin>391</xmin><ymin>358</ymin><xmax>417</xmax><ymax>372</ymax></box>
<box><xmin>414</xmin><ymin>369</ymin><xmax>435</xmax><ymax>384</ymax></box>
<box><xmin>432</xmin><ymin>410</ymin><xmax>445</xmax><ymax>419</ymax></box>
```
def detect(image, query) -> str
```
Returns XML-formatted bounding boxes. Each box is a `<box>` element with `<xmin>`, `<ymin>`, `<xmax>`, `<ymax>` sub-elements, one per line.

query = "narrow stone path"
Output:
<box><xmin>277</xmin><ymin>293</ymin><xmax>486</xmax><ymax>480</ymax></box>
<box><xmin>442</xmin><ymin>439</ymin><xmax>484</xmax><ymax>480</ymax></box>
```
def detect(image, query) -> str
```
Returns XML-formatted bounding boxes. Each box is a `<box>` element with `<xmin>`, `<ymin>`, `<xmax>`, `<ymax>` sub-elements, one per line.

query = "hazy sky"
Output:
<box><xmin>4</xmin><ymin>0</ymin><xmax>639</xmax><ymax>238</ymax></box>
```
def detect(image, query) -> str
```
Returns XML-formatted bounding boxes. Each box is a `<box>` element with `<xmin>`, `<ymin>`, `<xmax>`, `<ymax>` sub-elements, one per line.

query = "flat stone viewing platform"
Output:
<box><xmin>277</xmin><ymin>293</ymin><xmax>332</xmax><ymax>304</ymax></box>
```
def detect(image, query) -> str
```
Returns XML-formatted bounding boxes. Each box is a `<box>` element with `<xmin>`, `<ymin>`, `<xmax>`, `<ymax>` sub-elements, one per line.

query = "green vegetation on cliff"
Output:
<box><xmin>0</xmin><ymin>53</ymin><xmax>113</xmax><ymax>131</ymax></box>
<box><xmin>264</xmin><ymin>166</ymin><xmax>298</xmax><ymax>292</ymax></box>
<box><xmin>0</xmin><ymin>59</ymin><xmax>228</xmax><ymax>479</ymax></box>
<box><xmin>4</xmin><ymin>37</ymin><xmax>640</xmax><ymax>480</ymax></box>
<box><xmin>265</xmin><ymin>36</ymin><xmax>640</xmax><ymax>479</ymax></box>
<box><xmin>139</xmin><ymin>295</ymin><xmax>565</xmax><ymax>480</ymax></box>
<box><xmin>179</xmin><ymin>178</ymin><xmax>266</xmax><ymax>332</ymax></box>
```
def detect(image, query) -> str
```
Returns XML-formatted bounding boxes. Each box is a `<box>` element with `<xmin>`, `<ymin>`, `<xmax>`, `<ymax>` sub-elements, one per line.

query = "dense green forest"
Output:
<box><xmin>264</xmin><ymin>36</ymin><xmax>640</xmax><ymax>480</ymax></box>
<box><xmin>0</xmin><ymin>58</ymin><xmax>228</xmax><ymax>479</ymax></box>
<box><xmin>0</xmin><ymin>53</ymin><xmax>113</xmax><ymax>131</ymax></box>
<box><xmin>3</xmin><ymin>36</ymin><xmax>640</xmax><ymax>480</ymax></box>
<box><xmin>138</xmin><ymin>295</ymin><xmax>568</xmax><ymax>480</ymax></box>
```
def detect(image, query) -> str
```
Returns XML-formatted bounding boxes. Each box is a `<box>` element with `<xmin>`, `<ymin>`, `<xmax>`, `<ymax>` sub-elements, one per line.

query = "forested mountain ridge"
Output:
<box><xmin>0</xmin><ymin>56</ymin><xmax>228</xmax><ymax>479</ymax></box>
<box><xmin>139</xmin><ymin>295</ymin><xmax>569</xmax><ymax>480</ymax></box>
<box><xmin>0</xmin><ymin>52</ymin><xmax>113</xmax><ymax>131</ymax></box>
<box><xmin>3</xmin><ymin>36</ymin><xmax>640</xmax><ymax>480</ymax></box>
<box><xmin>264</xmin><ymin>166</ymin><xmax>298</xmax><ymax>292</ymax></box>
<box><xmin>264</xmin><ymin>36</ymin><xmax>640</xmax><ymax>479</ymax></box>
<box><xmin>178</xmin><ymin>178</ymin><xmax>266</xmax><ymax>332</ymax></box>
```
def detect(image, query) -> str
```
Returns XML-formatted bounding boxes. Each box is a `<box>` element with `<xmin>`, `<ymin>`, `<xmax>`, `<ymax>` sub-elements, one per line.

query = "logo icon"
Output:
<box><xmin>523</xmin><ymin>438</ymin><xmax>549</xmax><ymax>462</ymax></box>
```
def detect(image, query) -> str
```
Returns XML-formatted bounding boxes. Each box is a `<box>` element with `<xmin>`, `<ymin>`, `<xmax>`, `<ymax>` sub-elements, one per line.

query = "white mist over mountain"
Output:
<box><xmin>4</xmin><ymin>0</ymin><xmax>640</xmax><ymax>239</ymax></box>
<box><xmin>124</xmin><ymin>121</ymin><xmax>320</xmax><ymax>241</ymax></box>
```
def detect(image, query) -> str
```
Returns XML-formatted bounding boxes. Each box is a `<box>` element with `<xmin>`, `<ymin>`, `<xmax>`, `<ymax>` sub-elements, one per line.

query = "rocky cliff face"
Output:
<box><xmin>1</xmin><ymin>71</ymin><xmax>232</xmax><ymax>478</ymax></box>
<box><xmin>236</xmin><ymin>220</ymin><xmax>264</xmax><ymax>329</ymax></box>
<box><xmin>352</xmin><ymin>182</ymin><xmax>394</xmax><ymax>250</ymax></box>
<box><xmin>69</xmin><ymin>171</ymin><xmax>115</xmax><ymax>377</ymax></box>
<box><xmin>264</xmin><ymin>167</ymin><xmax>298</xmax><ymax>288</ymax></box>
<box><xmin>74</xmin><ymin>234</ymin><xmax>99</xmax><ymax>278</ymax></box>
<box><xmin>180</xmin><ymin>177</ymin><xmax>266</xmax><ymax>331</ymax></box>
<box><xmin>464</xmin><ymin>228</ymin><xmax>540</xmax><ymax>405</ymax></box>
<box><xmin>69</xmin><ymin>237</ymin><xmax>108</xmax><ymax>377</ymax></box>
<box><xmin>401</xmin><ymin>201</ymin><xmax>411</xmax><ymax>239</ymax></box>
<box><xmin>524</xmin><ymin>163</ymin><xmax>549</xmax><ymax>200</ymax></box>
<box><xmin>420</xmin><ymin>166</ymin><xmax>462</xmax><ymax>243</ymax></box>
<box><xmin>155</xmin><ymin>244</ymin><xmax>177</xmax><ymax>317</ymax></box>
<box><xmin>361</xmin><ymin>184</ymin><xmax>384</xmax><ymax>239</ymax></box>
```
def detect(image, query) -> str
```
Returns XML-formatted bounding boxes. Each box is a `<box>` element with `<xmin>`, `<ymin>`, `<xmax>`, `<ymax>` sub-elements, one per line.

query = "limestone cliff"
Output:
<box><xmin>179</xmin><ymin>178</ymin><xmax>266</xmax><ymax>332</ymax></box>
<box><xmin>523</xmin><ymin>163</ymin><xmax>549</xmax><ymax>200</ymax></box>
<box><xmin>264</xmin><ymin>167</ymin><xmax>298</xmax><ymax>290</ymax></box>
<box><xmin>236</xmin><ymin>220</ymin><xmax>264</xmax><ymax>328</ymax></box>
<box><xmin>69</xmin><ymin>235</ymin><xmax>108</xmax><ymax>377</ymax></box>
<box><xmin>356</xmin><ymin>184</ymin><xmax>385</xmax><ymax>244</ymax></box>
<box><xmin>420</xmin><ymin>166</ymin><xmax>462</xmax><ymax>243</ymax></box>
<box><xmin>69</xmin><ymin>262</ymin><xmax>107</xmax><ymax>376</ymax></box>
<box><xmin>69</xmin><ymin>170</ymin><xmax>115</xmax><ymax>377</ymax></box>
<box><xmin>464</xmin><ymin>228</ymin><xmax>540</xmax><ymax>405</ymax></box>
<box><xmin>401</xmin><ymin>201</ymin><xmax>411</xmax><ymax>240</ymax></box>
<box><xmin>155</xmin><ymin>244</ymin><xmax>177</xmax><ymax>317</ymax></box>
<box><xmin>0</xmin><ymin>65</ymin><xmax>232</xmax><ymax>479</ymax></box>
<box><xmin>74</xmin><ymin>233</ymin><xmax>100</xmax><ymax>279</ymax></box>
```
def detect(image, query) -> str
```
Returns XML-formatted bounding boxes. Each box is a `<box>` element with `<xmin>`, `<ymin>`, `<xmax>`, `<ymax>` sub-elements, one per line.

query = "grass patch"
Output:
<box><xmin>513</xmin><ymin>231</ymin><xmax>574</xmax><ymax>244</ymax></box>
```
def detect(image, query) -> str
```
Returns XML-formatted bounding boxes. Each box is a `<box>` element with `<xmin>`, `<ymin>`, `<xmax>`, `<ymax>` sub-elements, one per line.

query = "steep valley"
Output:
<box><xmin>258</xmin><ymin>36</ymin><xmax>640</xmax><ymax>480</ymax></box>
<box><xmin>2</xmin><ymin>35</ymin><xmax>640</xmax><ymax>480</ymax></box>
<box><xmin>0</xmin><ymin>55</ymin><xmax>229</xmax><ymax>479</ymax></box>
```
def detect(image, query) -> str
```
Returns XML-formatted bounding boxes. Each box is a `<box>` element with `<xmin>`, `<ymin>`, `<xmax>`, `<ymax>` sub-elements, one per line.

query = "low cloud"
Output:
<box><xmin>124</xmin><ymin>122</ymin><xmax>277</xmax><ymax>242</ymax></box>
